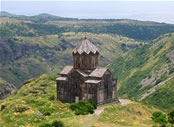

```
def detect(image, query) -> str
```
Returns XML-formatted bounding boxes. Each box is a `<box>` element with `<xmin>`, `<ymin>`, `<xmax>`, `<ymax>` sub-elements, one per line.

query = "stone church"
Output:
<box><xmin>56</xmin><ymin>37</ymin><xmax>119</xmax><ymax>105</ymax></box>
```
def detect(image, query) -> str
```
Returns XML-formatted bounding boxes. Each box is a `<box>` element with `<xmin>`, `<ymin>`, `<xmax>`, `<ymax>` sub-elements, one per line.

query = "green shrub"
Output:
<box><xmin>168</xmin><ymin>110</ymin><xmax>174</xmax><ymax>126</ymax></box>
<box><xmin>49</xmin><ymin>95</ymin><xmax>55</xmax><ymax>101</ymax></box>
<box><xmin>40</xmin><ymin>84</ymin><xmax>48</xmax><ymax>87</ymax></box>
<box><xmin>70</xmin><ymin>100</ymin><xmax>97</xmax><ymax>115</ymax></box>
<box><xmin>44</xmin><ymin>111</ymin><xmax>51</xmax><ymax>116</ymax></box>
<box><xmin>155</xmin><ymin>79</ymin><xmax>162</xmax><ymax>85</ymax></box>
<box><xmin>153</xmin><ymin>45</ymin><xmax>163</xmax><ymax>55</ymax></box>
<box><xmin>52</xmin><ymin>120</ymin><xmax>64</xmax><ymax>127</ymax></box>
<box><xmin>155</xmin><ymin>73</ymin><xmax>168</xmax><ymax>85</ymax></box>
<box><xmin>152</xmin><ymin>111</ymin><xmax>167</xmax><ymax>127</ymax></box>
<box><xmin>169</xmin><ymin>67</ymin><xmax>174</xmax><ymax>74</ymax></box>
<box><xmin>39</xmin><ymin>108</ymin><xmax>53</xmax><ymax>116</ymax></box>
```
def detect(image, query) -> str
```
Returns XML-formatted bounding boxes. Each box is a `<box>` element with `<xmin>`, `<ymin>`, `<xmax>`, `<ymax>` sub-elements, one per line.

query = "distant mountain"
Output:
<box><xmin>31</xmin><ymin>13</ymin><xmax>78</xmax><ymax>22</ymax></box>
<box><xmin>0</xmin><ymin>11</ymin><xmax>25</xmax><ymax>17</ymax></box>
<box><xmin>0</xmin><ymin>11</ymin><xmax>78</xmax><ymax>22</ymax></box>
<box><xmin>109</xmin><ymin>33</ymin><xmax>174</xmax><ymax>109</ymax></box>
<box><xmin>0</xmin><ymin>11</ymin><xmax>16</xmax><ymax>17</ymax></box>
<box><xmin>32</xmin><ymin>13</ymin><xmax>65</xmax><ymax>19</ymax></box>
<box><xmin>0</xmin><ymin>11</ymin><xmax>63</xmax><ymax>18</ymax></box>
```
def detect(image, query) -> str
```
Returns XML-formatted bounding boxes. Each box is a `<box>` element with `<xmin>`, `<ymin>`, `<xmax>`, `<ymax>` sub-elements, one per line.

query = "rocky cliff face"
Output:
<box><xmin>0</xmin><ymin>78</ymin><xmax>16</xmax><ymax>99</ymax></box>
<box><xmin>0</xmin><ymin>39</ymin><xmax>41</xmax><ymax>64</ymax></box>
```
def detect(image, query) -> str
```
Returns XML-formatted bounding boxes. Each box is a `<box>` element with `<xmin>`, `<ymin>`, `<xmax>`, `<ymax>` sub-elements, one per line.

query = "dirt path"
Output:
<box><xmin>82</xmin><ymin>107</ymin><xmax>105</xmax><ymax>127</ymax></box>
<box><xmin>82</xmin><ymin>99</ymin><xmax>131</xmax><ymax>127</ymax></box>
<box><xmin>120</xmin><ymin>99</ymin><xmax>132</xmax><ymax>106</ymax></box>
<box><xmin>89</xmin><ymin>108</ymin><xmax>104</xmax><ymax>116</ymax></box>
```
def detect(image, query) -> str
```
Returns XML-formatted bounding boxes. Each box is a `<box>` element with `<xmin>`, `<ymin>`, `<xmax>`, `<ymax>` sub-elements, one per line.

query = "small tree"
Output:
<box><xmin>152</xmin><ymin>111</ymin><xmax>167</xmax><ymax>127</ymax></box>
<box><xmin>168</xmin><ymin>110</ymin><xmax>174</xmax><ymax>127</ymax></box>
<box><xmin>52</xmin><ymin>120</ymin><xmax>64</xmax><ymax>127</ymax></box>
<box><xmin>70</xmin><ymin>100</ymin><xmax>97</xmax><ymax>115</ymax></box>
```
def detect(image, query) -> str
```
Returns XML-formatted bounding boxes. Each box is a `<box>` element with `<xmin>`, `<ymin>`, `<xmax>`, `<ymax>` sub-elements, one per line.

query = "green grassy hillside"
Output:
<box><xmin>109</xmin><ymin>33</ymin><xmax>174</xmax><ymax>110</ymax></box>
<box><xmin>143</xmin><ymin>77</ymin><xmax>174</xmax><ymax>110</ymax></box>
<box><xmin>0</xmin><ymin>32</ymin><xmax>142</xmax><ymax>89</ymax></box>
<box><xmin>0</xmin><ymin>74</ymin><xmax>160</xmax><ymax>127</ymax></box>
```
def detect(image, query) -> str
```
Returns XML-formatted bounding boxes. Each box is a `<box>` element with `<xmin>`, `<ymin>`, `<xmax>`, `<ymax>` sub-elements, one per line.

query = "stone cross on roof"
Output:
<box><xmin>72</xmin><ymin>38</ymin><xmax>99</xmax><ymax>55</ymax></box>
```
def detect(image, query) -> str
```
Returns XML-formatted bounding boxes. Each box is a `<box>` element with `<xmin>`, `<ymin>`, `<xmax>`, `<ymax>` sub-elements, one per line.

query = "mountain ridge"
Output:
<box><xmin>1</xmin><ymin>11</ymin><xmax>174</xmax><ymax>25</ymax></box>
<box><xmin>1</xmin><ymin>12</ymin><xmax>174</xmax><ymax>40</ymax></box>
<box><xmin>0</xmin><ymin>11</ymin><xmax>78</xmax><ymax>21</ymax></box>
<box><xmin>0</xmin><ymin>11</ymin><xmax>26</xmax><ymax>17</ymax></box>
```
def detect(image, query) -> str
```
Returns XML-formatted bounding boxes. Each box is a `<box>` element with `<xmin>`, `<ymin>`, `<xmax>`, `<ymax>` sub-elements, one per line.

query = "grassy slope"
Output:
<box><xmin>94</xmin><ymin>103</ymin><xmax>156</xmax><ymax>127</ymax></box>
<box><xmin>0</xmin><ymin>32</ymin><xmax>142</xmax><ymax>88</ymax></box>
<box><xmin>109</xmin><ymin>33</ymin><xmax>174</xmax><ymax>110</ymax></box>
<box><xmin>143</xmin><ymin>77</ymin><xmax>174</xmax><ymax>110</ymax></box>
<box><xmin>0</xmin><ymin>74</ymin><xmax>160</xmax><ymax>127</ymax></box>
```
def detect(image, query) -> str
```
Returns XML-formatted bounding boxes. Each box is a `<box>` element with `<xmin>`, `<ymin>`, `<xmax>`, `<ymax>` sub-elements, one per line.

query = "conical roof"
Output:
<box><xmin>72</xmin><ymin>38</ymin><xmax>99</xmax><ymax>55</ymax></box>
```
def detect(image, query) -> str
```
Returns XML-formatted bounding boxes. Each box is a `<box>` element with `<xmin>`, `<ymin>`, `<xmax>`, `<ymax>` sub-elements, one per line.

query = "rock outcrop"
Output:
<box><xmin>0</xmin><ymin>78</ymin><xmax>16</xmax><ymax>99</ymax></box>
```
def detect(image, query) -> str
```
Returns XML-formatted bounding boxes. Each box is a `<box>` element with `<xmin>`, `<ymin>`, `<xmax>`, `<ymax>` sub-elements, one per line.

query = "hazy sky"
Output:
<box><xmin>1</xmin><ymin>1</ymin><xmax>174</xmax><ymax>24</ymax></box>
